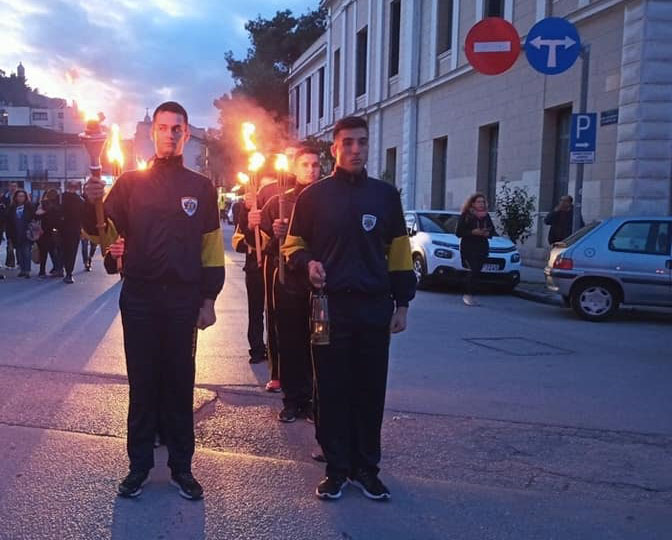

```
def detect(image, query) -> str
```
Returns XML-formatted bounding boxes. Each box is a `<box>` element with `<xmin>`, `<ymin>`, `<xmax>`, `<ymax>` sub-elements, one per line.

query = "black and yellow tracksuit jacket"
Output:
<box><xmin>83</xmin><ymin>155</ymin><xmax>225</xmax><ymax>301</ymax></box>
<box><xmin>281</xmin><ymin>167</ymin><xmax>416</xmax><ymax>307</ymax></box>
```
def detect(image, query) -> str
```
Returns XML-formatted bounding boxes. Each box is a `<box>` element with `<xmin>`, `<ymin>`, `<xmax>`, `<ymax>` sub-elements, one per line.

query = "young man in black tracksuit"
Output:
<box><xmin>283</xmin><ymin>116</ymin><xmax>416</xmax><ymax>501</ymax></box>
<box><xmin>83</xmin><ymin>102</ymin><xmax>225</xmax><ymax>501</ymax></box>
<box><xmin>253</xmin><ymin>146</ymin><xmax>321</xmax><ymax>423</ymax></box>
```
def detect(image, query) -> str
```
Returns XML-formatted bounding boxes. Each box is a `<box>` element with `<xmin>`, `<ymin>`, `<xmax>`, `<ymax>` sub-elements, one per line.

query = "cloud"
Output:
<box><xmin>0</xmin><ymin>0</ymin><xmax>318</xmax><ymax>135</ymax></box>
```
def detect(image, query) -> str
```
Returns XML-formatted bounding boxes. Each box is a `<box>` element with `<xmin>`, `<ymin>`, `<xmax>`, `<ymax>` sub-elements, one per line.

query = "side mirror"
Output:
<box><xmin>407</xmin><ymin>227</ymin><xmax>416</xmax><ymax>237</ymax></box>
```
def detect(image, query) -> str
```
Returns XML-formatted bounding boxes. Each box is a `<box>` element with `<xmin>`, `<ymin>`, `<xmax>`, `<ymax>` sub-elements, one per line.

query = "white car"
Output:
<box><xmin>405</xmin><ymin>210</ymin><xmax>521</xmax><ymax>290</ymax></box>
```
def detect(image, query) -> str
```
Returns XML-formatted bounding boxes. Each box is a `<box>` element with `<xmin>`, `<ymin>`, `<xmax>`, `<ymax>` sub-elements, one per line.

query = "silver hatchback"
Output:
<box><xmin>545</xmin><ymin>217</ymin><xmax>672</xmax><ymax>321</ymax></box>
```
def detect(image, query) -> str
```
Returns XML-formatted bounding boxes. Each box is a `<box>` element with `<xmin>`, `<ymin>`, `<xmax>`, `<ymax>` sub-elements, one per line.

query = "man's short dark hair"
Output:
<box><xmin>153</xmin><ymin>101</ymin><xmax>188</xmax><ymax>125</ymax></box>
<box><xmin>295</xmin><ymin>145</ymin><xmax>320</xmax><ymax>161</ymax></box>
<box><xmin>333</xmin><ymin>116</ymin><xmax>368</xmax><ymax>140</ymax></box>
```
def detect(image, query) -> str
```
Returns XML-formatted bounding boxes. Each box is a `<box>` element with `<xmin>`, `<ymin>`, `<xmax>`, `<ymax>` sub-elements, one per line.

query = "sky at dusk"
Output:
<box><xmin>0</xmin><ymin>0</ymin><xmax>318</xmax><ymax>135</ymax></box>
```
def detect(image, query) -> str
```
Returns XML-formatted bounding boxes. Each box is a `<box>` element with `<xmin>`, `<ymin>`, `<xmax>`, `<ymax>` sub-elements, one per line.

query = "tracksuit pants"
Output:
<box><xmin>312</xmin><ymin>292</ymin><xmax>394</xmax><ymax>478</ymax></box>
<box><xmin>119</xmin><ymin>278</ymin><xmax>200</xmax><ymax>474</ymax></box>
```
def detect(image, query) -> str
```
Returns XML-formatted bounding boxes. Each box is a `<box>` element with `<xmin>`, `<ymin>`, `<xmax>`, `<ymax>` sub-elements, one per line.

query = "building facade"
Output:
<box><xmin>288</xmin><ymin>0</ymin><xmax>672</xmax><ymax>263</ymax></box>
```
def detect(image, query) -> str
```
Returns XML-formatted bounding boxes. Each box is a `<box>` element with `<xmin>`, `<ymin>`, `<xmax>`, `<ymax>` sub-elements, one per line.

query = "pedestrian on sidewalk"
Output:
<box><xmin>5</xmin><ymin>189</ymin><xmax>35</xmax><ymax>278</ymax></box>
<box><xmin>544</xmin><ymin>195</ymin><xmax>584</xmax><ymax>245</ymax></box>
<box><xmin>80</xmin><ymin>232</ymin><xmax>97</xmax><ymax>271</ymax></box>
<box><xmin>35</xmin><ymin>189</ymin><xmax>64</xmax><ymax>278</ymax></box>
<box><xmin>456</xmin><ymin>193</ymin><xmax>495</xmax><ymax>307</ymax></box>
<box><xmin>257</xmin><ymin>145</ymin><xmax>321</xmax><ymax>423</ymax></box>
<box><xmin>61</xmin><ymin>181</ymin><xmax>85</xmax><ymax>284</ymax></box>
<box><xmin>1</xmin><ymin>181</ymin><xmax>18</xmax><ymax>269</ymax></box>
<box><xmin>83</xmin><ymin>101</ymin><xmax>225</xmax><ymax>501</ymax></box>
<box><xmin>283</xmin><ymin>116</ymin><xmax>416</xmax><ymax>501</ymax></box>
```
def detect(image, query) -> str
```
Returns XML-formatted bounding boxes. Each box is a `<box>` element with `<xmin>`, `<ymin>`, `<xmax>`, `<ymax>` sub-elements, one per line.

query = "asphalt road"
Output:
<box><xmin>0</xmin><ymin>225</ymin><xmax>670</xmax><ymax>540</ymax></box>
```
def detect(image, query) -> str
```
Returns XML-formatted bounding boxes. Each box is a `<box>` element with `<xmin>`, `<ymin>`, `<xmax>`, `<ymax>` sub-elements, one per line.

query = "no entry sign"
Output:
<box><xmin>465</xmin><ymin>18</ymin><xmax>521</xmax><ymax>75</ymax></box>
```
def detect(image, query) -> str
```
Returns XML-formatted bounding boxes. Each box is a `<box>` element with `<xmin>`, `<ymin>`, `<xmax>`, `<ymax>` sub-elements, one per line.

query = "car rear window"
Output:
<box><xmin>556</xmin><ymin>221</ymin><xmax>601</xmax><ymax>247</ymax></box>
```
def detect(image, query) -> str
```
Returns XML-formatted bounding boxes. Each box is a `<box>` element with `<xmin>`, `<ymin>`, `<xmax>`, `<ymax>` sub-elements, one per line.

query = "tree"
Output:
<box><xmin>495</xmin><ymin>181</ymin><xmax>537</xmax><ymax>244</ymax></box>
<box><xmin>224</xmin><ymin>7</ymin><xmax>327</xmax><ymax>117</ymax></box>
<box><xmin>303</xmin><ymin>135</ymin><xmax>334</xmax><ymax>176</ymax></box>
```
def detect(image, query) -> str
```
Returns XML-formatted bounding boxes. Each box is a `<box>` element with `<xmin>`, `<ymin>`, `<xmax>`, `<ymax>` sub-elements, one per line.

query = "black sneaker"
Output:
<box><xmin>117</xmin><ymin>471</ymin><xmax>149</xmax><ymax>498</ymax></box>
<box><xmin>63</xmin><ymin>274</ymin><xmax>74</xmax><ymax>284</ymax></box>
<box><xmin>277</xmin><ymin>407</ymin><xmax>297</xmax><ymax>423</ymax></box>
<box><xmin>311</xmin><ymin>448</ymin><xmax>326</xmax><ymax>462</ymax></box>
<box><xmin>316</xmin><ymin>475</ymin><xmax>347</xmax><ymax>500</ymax></box>
<box><xmin>171</xmin><ymin>472</ymin><xmax>203</xmax><ymax>500</ymax></box>
<box><xmin>248</xmin><ymin>355</ymin><xmax>266</xmax><ymax>364</ymax></box>
<box><xmin>297</xmin><ymin>404</ymin><xmax>314</xmax><ymax>424</ymax></box>
<box><xmin>349</xmin><ymin>469</ymin><xmax>391</xmax><ymax>501</ymax></box>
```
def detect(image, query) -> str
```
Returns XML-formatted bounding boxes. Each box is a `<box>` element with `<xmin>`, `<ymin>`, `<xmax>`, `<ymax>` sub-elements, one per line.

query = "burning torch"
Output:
<box><xmin>79</xmin><ymin>111</ymin><xmax>108</xmax><ymax>252</ymax></box>
<box><xmin>248</xmin><ymin>152</ymin><xmax>266</xmax><ymax>269</ymax></box>
<box><xmin>274</xmin><ymin>153</ymin><xmax>290</xmax><ymax>284</ymax></box>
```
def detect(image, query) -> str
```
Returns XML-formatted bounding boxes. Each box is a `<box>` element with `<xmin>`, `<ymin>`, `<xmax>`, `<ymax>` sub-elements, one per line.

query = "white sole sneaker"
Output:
<box><xmin>170</xmin><ymin>479</ymin><xmax>203</xmax><ymax>500</ymax></box>
<box><xmin>349</xmin><ymin>479</ymin><xmax>391</xmax><ymax>501</ymax></box>
<box><xmin>463</xmin><ymin>295</ymin><xmax>479</xmax><ymax>306</ymax></box>
<box><xmin>315</xmin><ymin>487</ymin><xmax>343</xmax><ymax>500</ymax></box>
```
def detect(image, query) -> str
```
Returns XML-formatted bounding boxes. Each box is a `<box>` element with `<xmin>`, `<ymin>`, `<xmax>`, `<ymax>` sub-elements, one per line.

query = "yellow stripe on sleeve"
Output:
<box><xmin>387</xmin><ymin>235</ymin><xmax>413</xmax><ymax>272</ymax></box>
<box><xmin>281</xmin><ymin>234</ymin><xmax>308</xmax><ymax>259</ymax></box>
<box><xmin>232</xmin><ymin>228</ymin><xmax>246</xmax><ymax>252</ymax></box>
<box><xmin>83</xmin><ymin>219</ymin><xmax>119</xmax><ymax>248</ymax></box>
<box><xmin>202</xmin><ymin>228</ymin><xmax>225</xmax><ymax>267</ymax></box>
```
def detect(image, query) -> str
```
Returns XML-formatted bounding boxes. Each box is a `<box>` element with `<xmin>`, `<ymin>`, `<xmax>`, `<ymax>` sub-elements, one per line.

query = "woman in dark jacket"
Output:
<box><xmin>456</xmin><ymin>192</ymin><xmax>495</xmax><ymax>306</ymax></box>
<box><xmin>6</xmin><ymin>189</ymin><xmax>35</xmax><ymax>278</ymax></box>
<box><xmin>35</xmin><ymin>189</ymin><xmax>64</xmax><ymax>278</ymax></box>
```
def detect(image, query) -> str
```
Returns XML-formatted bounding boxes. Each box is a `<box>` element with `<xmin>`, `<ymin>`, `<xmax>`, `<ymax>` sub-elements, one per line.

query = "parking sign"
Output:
<box><xmin>570</xmin><ymin>113</ymin><xmax>597</xmax><ymax>164</ymax></box>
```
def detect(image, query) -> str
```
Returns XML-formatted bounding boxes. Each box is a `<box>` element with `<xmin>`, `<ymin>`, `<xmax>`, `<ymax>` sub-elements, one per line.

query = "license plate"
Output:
<box><xmin>482</xmin><ymin>264</ymin><xmax>499</xmax><ymax>272</ymax></box>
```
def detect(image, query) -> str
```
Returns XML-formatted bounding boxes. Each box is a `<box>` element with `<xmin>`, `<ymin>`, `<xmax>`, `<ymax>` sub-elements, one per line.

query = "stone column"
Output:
<box><xmin>614</xmin><ymin>0</ymin><xmax>672</xmax><ymax>216</ymax></box>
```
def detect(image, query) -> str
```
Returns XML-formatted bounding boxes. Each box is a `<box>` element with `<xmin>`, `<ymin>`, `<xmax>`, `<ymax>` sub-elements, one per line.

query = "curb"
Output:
<box><xmin>512</xmin><ymin>285</ymin><xmax>563</xmax><ymax>306</ymax></box>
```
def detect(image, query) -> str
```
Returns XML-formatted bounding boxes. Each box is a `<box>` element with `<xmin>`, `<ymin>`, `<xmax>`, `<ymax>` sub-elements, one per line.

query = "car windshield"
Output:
<box><xmin>417</xmin><ymin>213</ymin><xmax>459</xmax><ymax>234</ymax></box>
<box><xmin>555</xmin><ymin>221</ymin><xmax>602</xmax><ymax>247</ymax></box>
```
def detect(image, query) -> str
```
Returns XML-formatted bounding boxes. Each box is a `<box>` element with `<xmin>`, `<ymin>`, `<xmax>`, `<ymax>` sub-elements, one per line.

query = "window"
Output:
<box><xmin>477</xmin><ymin>124</ymin><xmax>499</xmax><ymax>205</ymax></box>
<box><xmin>32</xmin><ymin>111</ymin><xmax>48</xmax><ymax>121</ymax></box>
<box><xmin>484</xmin><ymin>0</ymin><xmax>504</xmax><ymax>18</ymax></box>
<box><xmin>294</xmin><ymin>86</ymin><xmax>300</xmax><ymax>129</ymax></box>
<box><xmin>553</xmin><ymin>108</ymin><xmax>572</xmax><ymax>206</ymax></box>
<box><xmin>67</xmin><ymin>153</ymin><xmax>77</xmax><ymax>171</ymax></box>
<box><xmin>0</xmin><ymin>109</ymin><xmax>8</xmax><ymax>126</ymax></box>
<box><xmin>431</xmin><ymin>137</ymin><xmax>448</xmax><ymax>209</ymax></box>
<box><xmin>0</xmin><ymin>155</ymin><xmax>8</xmax><ymax>170</ymax></box>
<box><xmin>32</xmin><ymin>154</ymin><xmax>43</xmax><ymax>171</ymax></box>
<box><xmin>333</xmin><ymin>49</ymin><xmax>341</xmax><ymax>108</ymax></box>
<box><xmin>437</xmin><ymin>0</ymin><xmax>454</xmax><ymax>54</ymax></box>
<box><xmin>609</xmin><ymin>221</ymin><xmax>672</xmax><ymax>255</ymax></box>
<box><xmin>404</xmin><ymin>213</ymin><xmax>417</xmax><ymax>234</ymax></box>
<box><xmin>385</xmin><ymin>147</ymin><xmax>397</xmax><ymax>185</ymax></box>
<box><xmin>306</xmin><ymin>77</ymin><xmax>312</xmax><ymax>124</ymax></box>
<box><xmin>47</xmin><ymin>154</ymin><xmax>58</xmax><ymax>171</ymax></box>
<box><xmin>389</xmin><ymin>0</ymin><xmax>401</xmax><ymax>77</ymax></box>
<box><xmin>356</xmin><ymin>26</ymin><xmax>368</xmax><ymax>97</ymax></box>
<box><xmin>318</xmin><ymin>67</ymin><xmax>325</xmax><ymax>119</ymax></box>
<box><xmin>57</xmin><ymin>112</ymin><xmax>64</xmax><ymax>119</ymax></box>
<box><xmin>19</xmin><ymin>154</ymin><xmax>28</xmax><ymax>170</ymax></box>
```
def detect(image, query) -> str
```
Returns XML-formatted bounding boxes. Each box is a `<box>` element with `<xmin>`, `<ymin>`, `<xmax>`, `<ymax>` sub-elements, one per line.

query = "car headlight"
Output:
<box><xmin>511</xmin><ymin>253</ymin><xmax>521</xmax><ymax>263</ymax></box>
<box><xmin>434</xmin><ymin>249</ymin><xmax>453</xmax><ymax>259</ymax></box>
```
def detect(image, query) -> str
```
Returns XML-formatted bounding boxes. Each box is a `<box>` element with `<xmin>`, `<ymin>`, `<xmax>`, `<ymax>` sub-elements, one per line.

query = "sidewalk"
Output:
<box><xmin>513</xmin><ymin>264</ymin><xmax>564</xmax><ymax>306</ymax></box>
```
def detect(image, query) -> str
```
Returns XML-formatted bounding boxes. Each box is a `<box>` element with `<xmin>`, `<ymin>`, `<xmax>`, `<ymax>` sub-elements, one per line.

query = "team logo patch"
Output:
<box><xmin>362</xmin><ymin>214</ymin><xmax>377</xmax><ymax>232</ymax></box>
<box><xmin>181</xmin><ymin>197</ymin><xmax>198</xmax><ymax>216</ymax></box>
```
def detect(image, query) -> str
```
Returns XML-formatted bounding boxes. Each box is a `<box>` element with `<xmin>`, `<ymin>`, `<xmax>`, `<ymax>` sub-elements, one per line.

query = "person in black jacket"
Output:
<box><xmin>544</xmin><ymin>195</ymin><xmax>584</xmax><ymax>245</ymax></box>
<box><xmin>283</xmin><ymin>116</ymin><xmax>416</xmax><ymax>501</ymax></box>
<box><xmin>1</xmin><ymin>181</ymin><xmax>18</xmax><ymax>268</ymax></box>
<box><xmin>61</xmin><ymin>181</ymin><xmax>85</xmax><ymax>283</ymax></box>
<box><xmin>6</xmin><ymin>189</ymin><xmax>35</xmax><ymax>278</ymax></box>
<box><xmin>456</xmin><ymin>192</ymin><xmax>495</xmax><ymax>306</ymax></box>
<box><xmin>83</xmin><ymin>101</ymin><xmax>225</xmax><ymax>501</ymax></box>
<box><xmin>35</xmin><ymin>189</ymin><xmax>64</xmax><ymax>278</ymax></box>
<box><xmin>256</xmin><ymin>146</ymin><xmax>321</xmax><ymax>423</ymax></box>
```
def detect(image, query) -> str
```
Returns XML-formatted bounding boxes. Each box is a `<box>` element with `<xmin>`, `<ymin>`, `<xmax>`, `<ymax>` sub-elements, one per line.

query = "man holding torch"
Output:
<box><xmin>254</xmin><ymin>146</ymin><xmax>321</xmax><ymax>423</ymax></box>
<box><xmin>83</xmin><ymin>101</ymin><xmax>225</xmax><ymax>501</ymax></box>
<box><xmin>282</xmin><ymin>116</ymin><xmax>416</xmax><ymax>501</ymax></box>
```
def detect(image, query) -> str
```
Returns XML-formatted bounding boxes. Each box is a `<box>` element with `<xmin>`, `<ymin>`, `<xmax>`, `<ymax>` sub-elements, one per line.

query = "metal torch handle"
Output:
<box><xmin>278</xmin><ymin>195</ymin><xmax>286</xmax><ymax>284</ymax></box>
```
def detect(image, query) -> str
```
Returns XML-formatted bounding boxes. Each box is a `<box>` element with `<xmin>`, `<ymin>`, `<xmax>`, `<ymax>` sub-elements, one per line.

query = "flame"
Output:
<box><xmin>274</xmin><ymin>153</ymin><xmax>289</xmax><ymax>172</ymax></box>
<box><xmin>106</xmin><ymin>124</ymin><xmax>125</xmax><ymax>168</ymax></box>
<box><xmin>136</xmin><ymin>158</ymin><xmax>148</xmax><ymax>171</ymax></box>
<box><xmin>237</xmin><ymin>172</ymin><xmax>250</xmax><ymax>184</ymax></box>
<box><xmin>242</xmin><ymin>122</ymin><xmax>257</xmax><ymax>152</ymax></box>
<box><xmin>82</xmin><ymin>108</ymin><xmax>100</xmax><ymax>122</ymax></box>
<box><xmin>231</xmin><ymin>185</ymin><xmax>241</xmax><ymax>192</ymax></box>
<box><xmin>248</xmin><ymin>152</ymin><xmax>265</xmax><ymax>173</ymax></box>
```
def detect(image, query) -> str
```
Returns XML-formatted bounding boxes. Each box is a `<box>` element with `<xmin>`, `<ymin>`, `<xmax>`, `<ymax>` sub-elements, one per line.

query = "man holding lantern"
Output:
<box><xmin>83</xmin><ymin>101</ymin><xmax>225</xmax><ymax>501</ymax></box>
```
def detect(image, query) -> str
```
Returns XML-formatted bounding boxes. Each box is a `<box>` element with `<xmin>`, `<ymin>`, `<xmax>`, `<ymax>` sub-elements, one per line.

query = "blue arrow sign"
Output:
<box><xmin>525</xmin><ymin>17</ymin><xmax>581</xmax><ymax>75</ymax></box>
<box><xmin>570</xmin><ymin>113</ymin><xmax>597</xmax><ymax>164</ymax></box>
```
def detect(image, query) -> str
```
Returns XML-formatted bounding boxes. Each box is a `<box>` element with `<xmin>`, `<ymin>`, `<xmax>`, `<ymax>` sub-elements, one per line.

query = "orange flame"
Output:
<box><xmin>106</xmin><ymin>124</ymin><xmax>124</xmax><ymax>168</ymax></box>
<box><xmin>242</xmin><ymin>122</ymin><xmax>257</xmax><ymax>152</ymax></box>
<box><xmin>81</xmin><ymin>108</ymin><xmax>100</xmax><ymax>122</ymax></box>
<box><xmin>274</xmin><ymin>153</ymin><xmax>289</xmax><ymax>172</ymax></box>
<box><xmin>248</xmin><ymin>152</ymin><xmax>265</xmax><ymax>173</ymax></box>
<box><xmin>136</xmin><ymin>158</ymin><xmax>148</xmax><ymax>171</ymax></box>
<box><xmin>237</xmin><ymin>172</ymin><xmax>250</xmax><ymax>184</ymax></box>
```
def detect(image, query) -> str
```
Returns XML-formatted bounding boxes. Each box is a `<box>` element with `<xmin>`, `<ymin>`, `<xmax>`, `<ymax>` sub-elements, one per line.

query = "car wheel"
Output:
<box><xmin>570</xmin><ymin>280</ymin><xmax>619</xmax><ymax>321</ymax></box>
<box><xmin>412</xmin><ymin>254</ymin><xmax>429</xmax><ymax>290</ymax></box>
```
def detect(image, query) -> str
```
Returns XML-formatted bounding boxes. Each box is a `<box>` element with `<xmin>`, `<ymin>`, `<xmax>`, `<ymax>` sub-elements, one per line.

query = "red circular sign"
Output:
<box><xmin>465</xmin><ymin>17</ymin><xmax>521</xmax><ymax>75</ymax></box>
